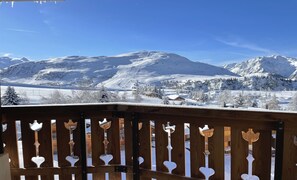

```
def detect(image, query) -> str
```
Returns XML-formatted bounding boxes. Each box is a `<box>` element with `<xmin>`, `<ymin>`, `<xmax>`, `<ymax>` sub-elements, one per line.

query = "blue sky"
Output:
<box><xmin>1</xmin><ymin>0</ymin><xmax>297</xmax><ymax>65</ymax></box>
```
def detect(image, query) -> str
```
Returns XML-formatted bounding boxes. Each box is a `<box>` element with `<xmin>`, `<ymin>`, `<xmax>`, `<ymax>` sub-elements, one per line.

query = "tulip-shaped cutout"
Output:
<box><xmin>30</xmin><ymin>120</ymin><xmax>45</xmax><ymax>168</ymax></box>
<box><xmin>163</xmin><ymin>122</ymin><xmax>177</xmax><ymax>173</ymax></box>
<box><xmin>199</xmin><ymin>125</ymin><xmax>215</xmax><ymax>180</ymax></box>
<box><xmin>2</xmin><ymin>123</ymin><xmax>7</xmax><ymax>148</ymax></box>
<box><xmin>99</xmin><ymin>118</ymin><xmax>113</xmax><ymax>165</ymax></box>
<box><xmin>241</xmin><ymin>128</ymin><xmax>260</xmax><ymax>180</ymax></box>
<box><xmin>130</xmin><ymin>122</ymin><xmax>144</xmax><ymax>165</ymax></box>
<box><xmin>64</xmin><ymin>120</ymin><xmax>79</xmax><ymax>167</ymax></box>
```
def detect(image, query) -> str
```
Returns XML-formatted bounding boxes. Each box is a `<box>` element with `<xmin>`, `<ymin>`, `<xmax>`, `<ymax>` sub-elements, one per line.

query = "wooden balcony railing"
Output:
<box><xmin>0</xmin><ymin>103</ymin><xmax>297</xmax><ymax>179</ymax></box>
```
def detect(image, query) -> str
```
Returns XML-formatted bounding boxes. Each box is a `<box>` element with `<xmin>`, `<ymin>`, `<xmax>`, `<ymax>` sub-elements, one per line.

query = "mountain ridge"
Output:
<box><xmin>0</xmin><ymin>57</ymin><xmax>29</xmax><ymax>69</ymax></box>
<box><xmin>224</xmin><ymin>55</ymin><xmax>297</xmax><ymax>78</ymax></box>
<box><xmin>0</xmin><ymin>51</ymin><xmax>237</xmax><ymax>88</ymax></box>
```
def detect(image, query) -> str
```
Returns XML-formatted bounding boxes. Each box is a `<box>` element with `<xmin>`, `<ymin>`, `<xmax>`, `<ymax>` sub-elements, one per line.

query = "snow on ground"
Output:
<box><xmin>1</xmin><ymin>85</ymin><xmax>296</xmax><ymax>111</ymax></box>
<box><xmin>1</xmin><ymin>85</ymin><xmax>74</xmax><ymax>104</ymax></box>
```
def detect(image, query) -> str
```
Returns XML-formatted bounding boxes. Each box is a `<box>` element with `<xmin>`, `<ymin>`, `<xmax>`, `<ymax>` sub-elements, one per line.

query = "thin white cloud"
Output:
<box><xmin>3</xmin><ymin>53</ymin><xmax>11</xmax><ymax>57</ymax></box>
<box><xmin>216</xmin><ymin>38</ymin><xmax>274</xmax><ymax>54</ymax></box>
<box><xmin>6</xmin><ymin>28</ymin><xmax>38</xmax><ymax>34</ymax></box>
<box><xmin>0</xmin><ymin>52</ymin><xmax>13</xmax><ymax>57</ymax></box>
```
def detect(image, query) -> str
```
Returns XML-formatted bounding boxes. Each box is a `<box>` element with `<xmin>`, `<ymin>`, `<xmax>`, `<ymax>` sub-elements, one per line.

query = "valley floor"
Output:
<box><xmin>1</xmin><ymin>85</ymin><xmax>296</xmax><ymax>112</ymax></box>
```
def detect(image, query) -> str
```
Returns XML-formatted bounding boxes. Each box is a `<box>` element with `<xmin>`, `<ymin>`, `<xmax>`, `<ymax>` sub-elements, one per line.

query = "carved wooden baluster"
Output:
<box><xmin>199</xmin><ymin>125</ymin><xmax>215</xmax><ymax>180</ymax></box>
<box><xmin>2</xmin><ymin>123</ymin><xmax>7</xmax><ymax>148</ymax></box>
<box><xmin>131</xmin><ymin>122</ymin><xmax>144</xmax><ymax>164</ymax></box>
<box><xmin>241</xmin><ymin>128</ymin><xmax>260</xmax><ymax>180</ymax></box>
<box><xmin>137</xmin><ymin>122</ymin><xmax>144</xmax><ymax>164</ymax></box>
<box><xmin>29</xmin><ymin>120</ymin><xmax>45</xmax><ymax>180</ymax></box>
<box><xmin>30</xmin><ymin>120</ymin><xmax>45</xmax><ymax>168</ymax></box>
<box><xmin>163</xmin><ymin>122</ymin><xmax>176</xmax><ymax>173</ymax></box>
<box><xmin>294</xmin><ymin>136</ymin><xmax>297</xmax><ymax>167</ymax></box>
<box><xmin>99</xmin><ymin>118</ymin><xmax>113</xmax><ymax>165</ymax></box>
<box><xmin>64</xmin><ymin>120</ymin><xmax>79</xmax><ymax>167</ymax></box>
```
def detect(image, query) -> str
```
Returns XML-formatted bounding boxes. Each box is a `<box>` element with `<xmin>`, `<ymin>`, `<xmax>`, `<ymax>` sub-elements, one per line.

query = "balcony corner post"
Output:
<box><xmin>79</xmin><ymin>112</ymin><xmax>87</xmax><ymax>180</ymax></box>
<box><xmin>132</xmin><ymin>112</ymin><xmax>140</xmax><ymax>180</ymax></box>
<box><xmin>274</xmin><ymin>121</ymin><xmax>284</xmax><ymax>180</ymax></box>
<box><xmin>0</xmin><ymin>109</ymin><xmax>3</xmax><ymax>155</ymax></box>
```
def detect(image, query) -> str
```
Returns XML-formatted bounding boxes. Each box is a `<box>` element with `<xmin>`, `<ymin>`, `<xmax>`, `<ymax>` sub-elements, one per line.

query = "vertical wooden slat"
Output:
<box><xmin>91</xmin><ymin>117</ymin><xmax>105</xmax><ymax>180</ymax></box>
<box><xmin>282</xmin><ymin>123</ymin><xmax>297</xmax><ymax>180</ymax></box>
<box><xmin>253</xmin><ymin>129</ymin><xmax>272</xmax><ymax>179</ymax></box>
<box><xmin>139</xmin><ymin>120</ymin><xmax>152</xmax><ymax>180</ymax></box>
<box><xmin>108</xmin><ymin>117</ymin><xmax>121</xmax><ymax>179</ymax></box>
<box><xmin>208</xmin><ymin>126</ymin><xmax>225</xmax><ymax>179</ymax></box>
<box><xmin>231</xmin><ymin>127</ymin><xmax>248</xmax><ymax>179</ymax></box>
<box><xmin>124</xmin><ymin>117</ymin><xmax>133</xmax><ymax>180</ymax></box>
<box><xmin>73</xmin><ymin>118</ymin><xmax>82</xmax><ymax>180</ymax></box>
<box><xmin>190</xmin><ymin>123</ymin><xmax>204</xmax><ymax>178</ymax></box>
<box><xmin>56</xmin><ymin>118</ymin><xmax>72</xmax><ymax>180</ymax></box>
<box><xmin>2</xmin><ymin>117</ymin><xmax>20</xmax><ymax>180</ymax></box>
<box><xmin>39</xmin><ymin>119</ymin><xmax>54</xmax><ymax>180</ymax></box>
<box><xmin>155</xmin><ymin>120</ymin><xmax>168</xmax><ymax>173</ymax></box>
<box><xmin>171</xmin><ymin>123</ymin><xmax>185</xmax><ymax>176</ymax></box>
<box><xmin>21</xmin><ymin>119</ymin><xmax>38</xmax><ymax>180</ymax></box>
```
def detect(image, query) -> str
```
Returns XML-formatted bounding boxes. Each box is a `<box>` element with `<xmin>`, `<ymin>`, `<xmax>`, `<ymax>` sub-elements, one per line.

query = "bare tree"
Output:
<box><xmin>217</xmin><ymin>90</ymin><xmax>233</xmax><ymax>107</ymax></box>
<box><xmin>41</xmin><ymin>90</ymin><xmax>70</xmax><ymax>104</ymax></box>
<box><xmin>288</xmin><ymin>93</ymin><xmax>297</xmax><ymax>111</ymax></box>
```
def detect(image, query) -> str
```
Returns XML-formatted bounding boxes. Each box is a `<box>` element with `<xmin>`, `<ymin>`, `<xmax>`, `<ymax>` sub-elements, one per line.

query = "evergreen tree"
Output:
<box><xmin>1</xmin><ymin>86</ymin><xmax>21</xmax><ymax>105</ymax></box>
<box><xmin>90</xmin><ymin>85</ymin><xmax>112</xmax><ymax>103</ymax></box>
<box><xmin>162</xmin><ymin>96</ymin><xmax>170</xmax><ymax>105</ymax></box>
<box><xmin>133</xmin><ymin>83</ymin><xmax>142</xmax><ymax>103</ymax></box>
<box><xmin>265</xmin><ymin>95</ymin><xmax>280</xmax><ymax>110</ymax></box>
<box><xmin>96</xmin><ymin>85</ymin><xmax>110</xmax><ymax>103</ymax></box>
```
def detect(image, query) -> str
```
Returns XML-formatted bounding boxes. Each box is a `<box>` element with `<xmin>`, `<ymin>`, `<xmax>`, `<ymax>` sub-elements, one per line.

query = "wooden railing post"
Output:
<box><xmin>274</xmin><ymin>121</ymin><xmax>284</xmax><ymax>180</ymax></box>
<box><xmin>79</xmin><ymin>112</ymin><xmax>87</xmax><ymax>180</ymax></box>
<box><xmin>0</xmin><ymin>106</ymin><xmax>3</xmax><ymax>154</ymax></box>
<box><xmin>132</xmin><ymin>113</ymin><xmax>140</xmax><ymax>180</ymax></box>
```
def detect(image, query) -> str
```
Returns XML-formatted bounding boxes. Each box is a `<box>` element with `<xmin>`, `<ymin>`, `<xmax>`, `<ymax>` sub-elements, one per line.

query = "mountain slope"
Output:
<box><xmin>0</xmin><ymin>57</ymin><xmax>29</xmax><ymax>69</ymax></box>
<box><xmin>224</xmin><ymin>55</ymin><xmax>297</xmax><ymax>78</ymax></box>
<box><xmin>0</xmin><ymin>51</ymin><xmax>237</xmax><ymax>88</ymax></box>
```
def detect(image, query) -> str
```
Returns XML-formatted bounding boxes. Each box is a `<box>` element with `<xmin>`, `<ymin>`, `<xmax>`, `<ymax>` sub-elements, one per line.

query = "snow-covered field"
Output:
<box><xmin>1</xmin><ymin>85</ymin><xmax>296</xmax><ymax>111</ymax></box>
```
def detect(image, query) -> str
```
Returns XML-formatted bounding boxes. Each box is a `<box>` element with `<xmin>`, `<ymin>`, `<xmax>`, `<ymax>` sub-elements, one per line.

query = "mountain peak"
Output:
<box><xmin>115</xmin><ymin>50</ymin><xmax>169</xmax><ymax>58</ymax></box>
<box><xmin>0</xmin><ymin>56</ymin><xmax>30</xmax><ymax>68</ymax></box>
<box><xmin>0</xmin><ymin>51</ymin><xmax>236</xmax><ymax>88</ymax></box>
<box><xmin>225</xmin><ymin>55</ymin><xmax>297</xmax><ymax>78</ymax></box>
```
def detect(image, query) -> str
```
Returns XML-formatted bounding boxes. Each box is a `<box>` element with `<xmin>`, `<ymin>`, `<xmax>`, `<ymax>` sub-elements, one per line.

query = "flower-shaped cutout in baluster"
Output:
<box><xmin>199</xmin><ymin>125</ymin><xmax>215</xmax><ymax>180</ymax></box>
<box><xmin>2</xmin><ymin>123</ymin><xmax>7</xmax><ymax>132</ymax></box>
<box><xmin>29</xmin><ymin>120</ymin><xmax>45</xmax><ymax>168</ymax></box>
<box><xmin>64</xmin><ymin>120</ymin><xmax>79</xmax><ymax>167</ymax></box>
<box><xmin>99</xmin><ymin>118</ymin><xmax>113</xmax><ymax>165</ymax></box>
<box><xmin>241</xmin><ymin>128</ymin><xmax>260</xmax><ymax>180</ymax></box>
<box><xmin>162</xmin><ymin>122</ymin><xmax>176</xmax><ymax>173</ymax></box>
<box><xmin>2</xmin><ymin>123</ymin><xmax>7</xmax><ymax>148</ymax></box>
<box><xmin>130</xmin><ymin>122</ymin><xmax>144</xmax><ymax>165</ymax></box>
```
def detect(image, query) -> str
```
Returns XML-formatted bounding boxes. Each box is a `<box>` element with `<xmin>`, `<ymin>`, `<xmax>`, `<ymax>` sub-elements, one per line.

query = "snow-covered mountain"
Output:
<box><xmin>0</xmin><ymin>51</ymin><xmax>237</xmax><ymax>88</ymax></box>
<box><xmin>224</xmin><ymin>55</ymin><xmax>297</xmax><ymax>78</ymax></box>
<box><xmin>0</xmin><ymin>57</ymin><xmax>29</xmax><ymax>69</ymax></box>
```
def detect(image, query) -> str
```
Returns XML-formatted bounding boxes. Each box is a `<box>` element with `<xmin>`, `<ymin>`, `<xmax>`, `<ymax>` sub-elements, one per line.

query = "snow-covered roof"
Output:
<box><xmin>167</xmin><ymin>95</ymin><xmax>185</xmax><ymax>100</ymax></box>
